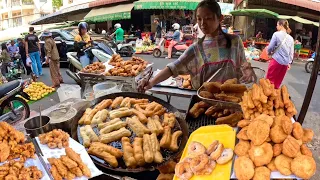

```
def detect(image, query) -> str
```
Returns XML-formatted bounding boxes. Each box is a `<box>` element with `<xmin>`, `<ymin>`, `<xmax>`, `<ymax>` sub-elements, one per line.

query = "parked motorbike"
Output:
<box><xmin>1</xmin><ymin>54</ymin><xmax>27</xmax><ymax>81</ymax></box>
<box><xmin>66</xmin><ymin>41</ymin><xmax>116</xmax><ymax>84</ymax></box>
<box><xmin>153</xmin><ymin>36</ymin><xmax>189</xmax><ymax>58</ymax></box>
<box><xmin>103</xmin><ymin>34</ymin><xmax>134</xmax><ymax>57</ymax></box>
<box><xmin>305</xmin><ymin>52</ymin><xmax>317</xmax><ymax>73</ymax></box>
<box><xmin>0</xmin><ymin>78</ymin><xmax>30</xmax><ymax>124</ymax></box>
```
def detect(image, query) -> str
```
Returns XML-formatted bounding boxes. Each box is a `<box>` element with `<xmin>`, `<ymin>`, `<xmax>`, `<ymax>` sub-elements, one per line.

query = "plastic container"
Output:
<box><xmin>57</xmin><ymin>84</ymin><xmax>81</xmax><ymax>102</ymax></box>
<box><xmin>93</xmin><ymin>82</ymin><xmax>122</xmax><ymax>98</ymax></box>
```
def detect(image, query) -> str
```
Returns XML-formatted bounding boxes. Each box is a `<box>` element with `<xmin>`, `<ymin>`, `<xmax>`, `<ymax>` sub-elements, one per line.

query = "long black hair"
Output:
<box><xmin>195</xmin><ymin>0</ymin><xmax>231</xmax><ymax>48</ymax></box>
<box><xmin>1</xmin><ymin>43</ymin><xmax>7</xmax><ymax>51</ymax></box>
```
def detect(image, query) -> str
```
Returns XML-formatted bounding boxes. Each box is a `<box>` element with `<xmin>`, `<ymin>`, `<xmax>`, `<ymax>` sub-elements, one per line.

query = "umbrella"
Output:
<box><xmin>230</xmin><ymin>9</ymin><xmax>279</xmax><ymax>19</ymax></box>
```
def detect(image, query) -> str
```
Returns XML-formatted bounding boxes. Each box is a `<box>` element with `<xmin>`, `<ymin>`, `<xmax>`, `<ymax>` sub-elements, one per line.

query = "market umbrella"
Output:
<box><xmin>230</xmin><ymin>9</ymin><xmax>279</xmax><ymax>19</ymax></box>
<box><xmin>278</xmin><ymin>15</ymin><xmax>319</xmax><ymax>27</ymax></box>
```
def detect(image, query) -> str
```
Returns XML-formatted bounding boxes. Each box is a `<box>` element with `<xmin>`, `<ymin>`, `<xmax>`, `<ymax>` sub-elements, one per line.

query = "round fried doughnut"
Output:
<box><xmin>237</xmin><ymin>120</ymin><xmax>251</xmax><ymax>128</ymax></box>
<box><xmin>274</xmin><ymin>154</ymin><xmax>292</xmax><ymax>176</ymax></box>
<box><xmin>253</xmin><ymin>166</ymin><xmax>271</xmax><ymax>180</ymax></box>
<box><xmin>292</xmin><ymin>122</ymin><xmax>303</xmax><ymax>140</ymax></box>
<box><xmin>190</xmin><ymin>154</ymin><xmax>209</xmax><ymax>173</ymax></box>
<box><xmin>302</xmin><ymin>128</ymin><xmax>314</xmax><ymax>143</ymax></box>
<box><xmin>234</xmin><ymin>156</ymin><xmax>255</xmax><ymax>180</ymax></box>
<box><xmin>249</xmin><ymin>142</ymin><xmax>273</xmax><ymax>166</ymax></box>
<box><xmin>270</xmin><ymin>125</ymin><xmax>287</xmax><ymax>143</ymax></box>
<box><xmin>188</xmin><ymin>141</ymin><xmax>206</xmax><ymax>157</ymax></box>
<box><xmin>272</xmin><ymin>115</ymin><xmax>283</xmax><ymax>127</ymax></box>
<box><xmin>175</xmin><ymin>161</ymin><xmax>193</xmax><ymax>180</ymax></box>
<box><xmin>273</xmin><ymin>144</ymin><xmax>282</xmax><ymax>157</ymax></box>
<box><xmin>267</xmin><ymin>159</ymin><xmax>277</xmax><ymax>172</ymax></box>
<box><xmin>301</xmin><ymin>144</ymin><xmax>313</xmax><ymax>157</ymax></box>
<box><xmin>237</xmin><ymin>126</ymin><xmax>249</xmax><ymax>140</ymax></box>
<box><xmin>0</xmin><ymin>142</ymin><xmax>9</xmax><ymax>162</ymax></box>
<box><xmin>206</xmin><ymin>140</ymin><xmax>218</xmax><ymax>155</ymax></box>
<box><xmin>247</xmin><ymin>120</ymin><xmax>270</xmax><ymax>146</ymax></box>
<box><xmin>209</xmin><ymin>143</ymin><xmax>224</xmax><ymax>160</ymax></box>
<box><xmin>282</xmin><ymin>135</ymin><xmax>300</xmax><ymax>158</ymax></box>
<box><xmin>217</xmin><ymin>148</ymin><xmax>234</xmax><ymax>165</ymax></box>
<box><xmin>291</xmin><ymin>155</ymin><xmax>316</xmax><ymax>179</ymax></box>
<box><xmin>235</xmin><ymin>140</ymin><xmax>250</xmax><ymax>157</ymax></box>
<box><xmin>281</xmin><ymin>115</ymin><xmax>293</xmax><ymax>135</ymax></box>
<box><xmin>194</xmin><ymin>159</ymin><xmax>216</xmax><ymax>175</ymax></box>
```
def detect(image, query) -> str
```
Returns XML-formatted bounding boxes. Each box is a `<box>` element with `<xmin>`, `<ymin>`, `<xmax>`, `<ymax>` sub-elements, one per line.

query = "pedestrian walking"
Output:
<box><xmin>25</xmin><ymin>27</ymin><xmax>42</xmax><ymax>78</ymax></box>
<box><xmin>267</xmin><ymin>19</ymin><xmax>294</xmax><ymax>89</ymax></box>
<box><xmin>0</xmin><ymin>43</ymin><xmax>11</xmax><ymax>75</ymax></box>
<box><xmin>43</xmin><ymin>30</ymin><xmax>63</xmax><ymax>88</ymax></box>
<box><xmin>17</xmin><ymin>38</ymin><xmax>32</xmax><ymax>75</ymax></box>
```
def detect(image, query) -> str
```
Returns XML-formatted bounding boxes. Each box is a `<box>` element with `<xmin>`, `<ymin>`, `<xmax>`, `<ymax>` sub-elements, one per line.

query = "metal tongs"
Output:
<box><xmin>137</xmin><ymin>67</ymin><xmax>153</xmax><ymax>93</ymax></box>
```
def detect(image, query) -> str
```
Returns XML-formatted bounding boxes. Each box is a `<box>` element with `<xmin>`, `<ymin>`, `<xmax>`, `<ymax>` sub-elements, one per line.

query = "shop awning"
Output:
<box><xmin>277</xmin><ymin>0</ymin><xmax>320</xmax><ymax>12</ymax></box>
<box><xmin>84</xmin><ymin>3</ymin><xmax>134</xmax><ymax>22</ymax></box>
<box><xmin>230</xmin><ymin>9</ymin><xmax>279</xmax><ymax>19</ymax></box>
<box><xmin>278</xmin><ymin>15</ymin><xmax>319</xmax><ymax>27</ymax></box>
<box><xmin>134</xmin><ymin>0</ymin><xmax>201</xmax><ymax>10</ymax></box>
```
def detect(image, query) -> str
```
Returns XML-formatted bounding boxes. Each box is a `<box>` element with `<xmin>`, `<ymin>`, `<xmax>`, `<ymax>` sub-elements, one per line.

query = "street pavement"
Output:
<box><xmin>30</xmin><ymin>55</ymin><xmax>320</xmax><ymax>178</ymax></box>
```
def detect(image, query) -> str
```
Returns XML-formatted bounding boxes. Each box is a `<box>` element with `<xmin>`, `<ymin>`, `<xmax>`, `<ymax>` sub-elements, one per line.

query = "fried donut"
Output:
<box><xmin>253</xmin><ymin>166</ymin><xmax>271</xmax><ymax>180</ymax></box>
<box><xmin>194</xmin><ymin>159</ymin><xmax>216</xmax><ymax>176</ymax></box>
<box><xmin>273</xmin><ymin>144</ymin><xmax>282</xmax><ymax>157</ymax></box>
<box><xmin>267</xmin><ymin>159</ymin><xmax>277</xmax><ymax>171</ymax></box>
<box><xmin>187</xmin><ymin>141</ymin><xmax>206</xmax><ymax>158</ymax></box>
<box><xmin>217</xmin><ymin>148</ymin><xmax>234</xmax><ymax>164</ymax></box>
<box><xmin>209</xmin><ymin>143</ymin><xmax>224</xmax><ymax>160</ymax></box>
<box><xmin>174</xmin><ymin>161</ymin><xmax>193</xmax><ymax>180</ymax></box>
<box><xmin>234</xmin><ymin>156</ymin><xmax>255</xmax><ymax>180</ymax></box>
<box><xmin>291</xmin><ymin>155</ymin><xmax>316</xmax><ymax>179</ymax></box>
<box><xmin>301</xmin><ymin>144</ymin><xmax>313</xmax><ymax>157</ymax></box>
<box><xmin>0</xmin><ymin>142</ymin><xmax>9</xmax><ymax>162</ymax></box>
<box><xmin>274</xmin><ymin>154</ymin><xmax>292</xmax><ymax>176</ymax></box>
<box><xmin>247</xmin><ymin>120</ymin><xmax>270</xmax><ymax>146</ymax></box>
<box><xmin>237</xmin><ymin>120</ymin><xmax>251</xmax><ymax>128</ymax></box>
<box><xmin>235</xmin><ymin>140</ymin><xmax>250</xmax><ymax>157</ymax></box>
<box><xmin>190</xmin><ymin>154</ymin><xmax>209</xmax><ymax>173</ymax></box>
<box><xmin>206</xmin><ymin>140</ymin><xmax>218</xmax><ymax>155</ymax></box>
<box><xmin>254</xmin><ymin>114</ymin><xmax>273</xmax><ymax>127</ymax></box>
<box><xmin>281</xmin><ymin>115</ymin><xmax>293</xmax><ymax>135</ymax></box>
<box><xmin>282</xmin><ymin>135</ymin><xmax>300</xmax><ymax>158</ymax></box>
<box><xmin>292</xmin><ymin>122</ymin><xmax>303</xmax><ymax>140</ymax></box>
<box><xmin>270</xmin><ymin>125</ymin><xmax>287</xmax><ymax>143</ymax></box>
<box><xmin>302</xmin><ymin>128</ymin><xmax>314</xmax><ymax>143</ymax></box>
<box><xmin>237</xmin><ymin>126</ymin><xmax>249</xmax><ymax>140</ymax></box>
<box><xmin>249</xmin><ymin>142</ymin><xmax>273</xmax><ymax>166</ymax></box>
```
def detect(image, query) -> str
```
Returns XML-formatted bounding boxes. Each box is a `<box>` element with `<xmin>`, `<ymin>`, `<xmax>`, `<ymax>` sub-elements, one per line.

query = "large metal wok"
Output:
<box><xmin>76</xmin><ymin>92</ymin><xmax>189</xmax><ymax>173</ymax></box>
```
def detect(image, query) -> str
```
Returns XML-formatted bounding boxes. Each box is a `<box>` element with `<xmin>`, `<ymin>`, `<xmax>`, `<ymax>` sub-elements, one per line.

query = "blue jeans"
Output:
<box><xmin>29</xmin><ymin>51</ymin><xmax>42</xmax><ymax>76</ymax></box>
<box><xmin>80</xmin><ymin>52</ymin><xmax>98</xmax><ymax>68</ymax></box>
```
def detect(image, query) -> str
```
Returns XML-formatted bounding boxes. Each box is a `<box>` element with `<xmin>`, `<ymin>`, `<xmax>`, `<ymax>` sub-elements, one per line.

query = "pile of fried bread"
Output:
<box><xmin>234</xmin><ymin>79</ymin><xmax>316</xmax><ymax>179</ymax></box>
<box><xmin>78</xmin><ymin>97</ymin><xmax>182</xmax><ymax>169</ymax></box>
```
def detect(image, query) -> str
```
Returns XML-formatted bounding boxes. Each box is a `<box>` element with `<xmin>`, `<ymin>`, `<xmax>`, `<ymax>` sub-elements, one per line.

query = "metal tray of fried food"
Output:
<box><xmin>76</xmin><ymin>92</ymin><xmax>189</xmax><ymax>173</ymax></box>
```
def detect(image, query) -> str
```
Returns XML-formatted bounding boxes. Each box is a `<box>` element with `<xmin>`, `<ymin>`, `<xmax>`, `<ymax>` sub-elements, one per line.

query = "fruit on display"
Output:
<box><xmin>135</xmin><ymin>45</ymin><xmax>155</xmax><ymax>53</ymax></box>
<box><xmin>23</xmin><ymin>82</ymin><xmax>55</xmax><ymax>101</ymax></box>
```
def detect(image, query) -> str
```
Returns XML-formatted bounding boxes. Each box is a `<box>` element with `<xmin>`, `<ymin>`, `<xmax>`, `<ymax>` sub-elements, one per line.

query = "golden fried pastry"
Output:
<box><xmin>237</xmin><ymin>120</ymin><xmax>251</xmax><ymax>128</ymax></box>
<box><xmin>302</xmin><ymin>128</ymin><xmax>314</xmax><ymax>143</ymax></box>
<box><xmin>89</xmin><ymin>142</ymin><xmax>123</xmax><ymax>158</ymax></box>
<box><xmin>109</xmin><ymin>107</ymin><xmax>133</xmax><ymax>119</ymax></box>
<box><xmin>121</xmin><ymin>137</ymin><xmax>137</xmax><ymax>168</ymax></box>
<box><xmin>190</xmin><ymin>154</ymin><xmax>209</xmax><ymax>174</ymax></box>
<box><xmin>79</xmin><ymin>126</ymin><xmax>91</xmax><ymax>148</ymax></box>
<box><xmin>160</xmin><ymin>126</ymin><xmax>172</xmax><ymax>149</ymax></box>
<box><xmin>84</xmin><ymin>109</ymin><xmax>98</xmax><ymax>125</ymax></box>
<box><xmin>188</xmin><ymin>141</ymin><xmax>206</xmax><ymax>158</ymax></box>
<box><xmin>84</xmin><ymin>125</ymin><xmax>99</xmax><ymax>142</ymax></box>
<box><xmin>280</xmin><ymin>115</ymin><xmax>293</xmax><ymax>135</ymax></box>
<box><xmin>126</xmin><ymin>116</ymin><xmax>150</xmax><ymax>137</ymax></box>
<box><xmin>130</xmin><ymin>109</ymin><xmax>148</xmax><ymax>123</ymax></box>
<box><xmin>216</xmin><ymin>148</ymin><xmax>234</xmax><ymax>165</ymax></box>
<box><xmin>254</xmin><ymin>114</ymin><xmax>273</xmax><ymax>127</ymax></box>
<box><xmin>52</xmin><ymin>158</ymin><xmax>68</xmax><ymax>178</ymax></box>
<box><xmin>0</xmin><ymin>142</ymin><xmax>9</xmax><ymax>162</ymax></box>
<box><xmin>234</xmin><ymin>156</ymin><xmax>255</xmax><ymax>180</ymax></box>
<box><xmin>224</xmin><ymin>78</ymin><xmax>238</xmax><ymax>84</ymax></box>
<box><xmin>214</xmin><ymin>92</ymin><xmax>241</xmax><ymax>103</ymax></box>
<box><xmin>237</xmin><ymin>126</ymin><xmax>249</xmax><ymax>140</ymax></box>
<box><xmin>291</xmin><ymin>155</ymin><xmax>316</xmax><ymax>179</ymax></box>
<box><xmin>220</xmin><ymin>83</ymin><xmax>247</xmax><ymax>93</ymax></box>
<box><xmin>99</xmin><ymin>121</ymin><xmax>127</xmax><ymax>134</ymax></box>
<box><xmin>273</xmin><ymin>144</ymin><xmax>282</xmax><ymax>157</ymax></box>
<box><xmin>247</xmin><ymin>120</ymin><xmax>270</xmax><ymax>146</ymax></box>
<box><xmin>249</xmin><ymin>142</ymin><xmax>273</xmax><ymax>166</ymax></box>
<box><xmin>270</xmin><ymin>125</ymin><xmax>288</xmax><ymax>143</ymax></box>
<box><xmin>150</xmin><ymin>133</ymin><xmax>163</xmax><ymax>163</ymax></box>
<box><xmin>78</xmin><ymin>161</ymin><xmax>91</xmax><ymax>177</ymax></box>
<box><xmin>259</xmin><ymin>78</ymin><xmax>273</xmax><ymax>96</ymax></box>
<box><xmin>98</xmin><ymin>118</ymin><xmax>121</xmax><ymax>129</ymax></box>
<box><xmin>147</xmin><ymin>116</ymin><xmax>164</xmax><ymax>135</ymax></box>
<box><xmin>133</xmin><ymin>137</ymin><xmax>145</xmax><ymax>166</ymax></box>
<box><xmin>209</xmin><ymin>142</ymin><xmax>224</xmax><ymax>160</ymax></box>
<box><xmin>199</xmin><ymin>91</ymin><xmax>214</xmax><ymax>99</ymax></box>
<box><xmin>206</xmin><ymin>140</ymin><xmax>218</xmax><ymax>155</ymax></box>
<box><xmin>60</xmin><ymin>155</ymin><xmax>77</xmax><ymax>169</ymax></box>
<box><xmin>111</xmin><ymin>97</ymin><xmax>124</xmax><ymax>109</ymax></box>
<box><xmin>69</xmin><ymin>167</ymin><xmax>83</xmax><ymax>177</ymax></box>
<box><xmin>235</xmin><ymin>140</ymin><xmax>250</xmax><ymax>157</ymax></box>
<box><xmin>50</xmin><ymin>165</ymin><xmax>62</xmax><ymax>180</ymax></box>
<box><xmin>281</xmin><ymin>85</ymin><xmax>290</xmax><ymax>107</ymax></box>
<box><xmin>267</xmin><ymin>159</ymin><xmax>277</xmax><ymax>171</ymax></box>
<box><xmin>169</xmin><ymin>131</ymin><xmax>182</xmax><ymax>152</ymax></box>
<box><xmin>205</xmin><ymin>106</ymin><xmax>217</xmax><ymax>116</ymax></box>
<box><xmin>282</xmin><ymin>135</ymin><xmax>300</xmax><ymax>158</ymax></box>
<box><xmin>38</xmin><ymin>129</ymin><xmax>70</xmax><ymax>149</ymax></box>
<box><xmin>203</xmin><ymin>82</ymin><xmax>221</xmax><ymax>93</ymax></box>
<box><xmin>99</xmin><ymin>127</ymin><xmax>131</xmax><ymax>144</ymax></box>
<box><xmin>91</xmin><ymin>109</ymin><xmax>109</xmax><ymax>125</ymax></box>
<box><xmin>174</xmin><ymin>161</ymin><xmax>193</xmax><ymax>180</ymax></box>
<box><xmin>274</xmin><ymin>154</ymin><xmax>292</xmax><ymax>176</ymax></box>
<box><xmin>66</xmin><ymin>171</ymin><xmax>76</xmax><ymax>180</ymax></box>
<box><xmin>292</xmin><ymin>122</ymin><xmax>303</xmax><ymax>140</ymax></box>
<box><xmin>78</xmin><ymin>108</ymin><xmax>92</xmax><ymax>125</ymax></box>
<box><xmin>189</xmin><ymin>103</ymin><xmax>205</xmax><ymax>118</ymax></box>
<box><xmin>253</xmin><ymin>166</ymin><xmax>271</xmax><ymax>180</ymax></box>
<box><xmin>120</xmin><ymin>97</ymin><xmax>132</xmax><ymax>108</ymax></box>
<box><xmin>216</xmin><ymin>111</ymin><xmax>243</xmax><ymax>127</ymax></box>
<box><xmin>301</xmin><ymin>144</ymin><xmax>313</xmax><ymax>157</ymax></box>
<box><xmin>143</xmin><ymin>134</ymin><xmax>154</xmax><ymax>163</ymax></box>
<box><xmin>162</xmin><ymin>113</ymin><xmax>176</xmax><ymax>128</ymax></box>
<box><xmin>64</xmin><ymin>147</ymin><xmax>81</xmax><ymax>164</ymax></box>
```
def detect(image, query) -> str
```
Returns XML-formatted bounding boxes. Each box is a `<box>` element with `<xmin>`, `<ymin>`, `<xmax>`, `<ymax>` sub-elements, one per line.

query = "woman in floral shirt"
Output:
<box><xmin>144</xmin><ymin>0</ymin><xmax>253</xmax><ymax>90</ymax></box>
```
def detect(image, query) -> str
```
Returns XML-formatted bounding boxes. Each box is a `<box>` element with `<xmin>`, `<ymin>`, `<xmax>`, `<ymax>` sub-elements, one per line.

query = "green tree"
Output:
<box><xmin>52</xmin><ymin>0</ymin><xmax>62</xmax><ymax>9</ymax></box>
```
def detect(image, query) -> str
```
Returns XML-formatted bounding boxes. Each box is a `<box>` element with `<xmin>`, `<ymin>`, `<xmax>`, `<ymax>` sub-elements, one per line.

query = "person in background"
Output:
<box><xmin>25</xmin><ymin>27</ymin><xmax>42</xmax><ymax>78</ymax></box>
<box><xmin>111</xmin><ymin>23</ymin><xmax>124</xmax><ymax>43</ymax></box>
<box><xmin>267</xmin><ymin>19</ymin><xmax>294</xmax><ymax>89</ymax></box>
<box><xmin>0</xmin><ymin>43</ymin><xmax>11</xmax><ymax>75</ymax></box>
<box><xmin>256</xmin><ymin>31</ymin><xmax>263</xmax><ymax>39</ymax></box>
<box><xmin>166</xmin><ymin>23</ymin><xmax>181</xmax><ymax>59</ymax></box>
<box><xmin>17</xmin><ymin>38</ymin><xmax>31</xmax><ymax>75</ymax></box>
<box><xmin>43</xmin><ymin>30</ymin><xmax>63</xmax><ymax>88</ymax></box>
<box><xmin>8</xmin><ymin>40</ymin><xmax>19</xmax><ymax>59</ymax></box>
<box><xmin>154</xmin><ymin>18</ymin><xmax>164</xmax><ymax>45</ymax></box>
<box><xmin>74</xmin><ymin>22</ymin><xmax>97</xmax><ymax>68</ymax></box>
<box><xmin>193</xmin><ymin>23</ymin><xmax>204</xmax><ymax>39</ymax></box>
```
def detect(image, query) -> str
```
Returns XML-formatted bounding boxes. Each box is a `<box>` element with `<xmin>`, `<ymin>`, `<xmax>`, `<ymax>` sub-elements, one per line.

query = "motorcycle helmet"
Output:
<box><xmin>114</xmin><ymin>23</ymin><xmax>121</xmax><ymax>29</ymax></box>
<box><xmin>172</xmin><ymin>23</ymin><xmax>180</xmax><ymax>30</ymax></box>
<box><xmin>78</xmin><ymin>22</ymin><xmax>88</xmax><ymax>32</ymax></box>
<box><xmin>101</xmin><ymin>30</ymin><xmax>106</xmax><ymax>35</ymax></box>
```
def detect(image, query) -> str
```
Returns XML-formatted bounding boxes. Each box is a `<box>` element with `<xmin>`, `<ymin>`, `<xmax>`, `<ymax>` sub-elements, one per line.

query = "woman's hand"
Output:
<box><xmin>240</xmin><ymin>62</ymin><xmax>256</xmax><ymax>83</ymax></box>
<box><xmin>288</xmin><ymin>64</ymin><xmax>291</xmax><ymax>70</ymax></box>
<box><xmin>137</xmin><ymin>78</ymin><xmax>154</xmax><ymax>93</ymax></box>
